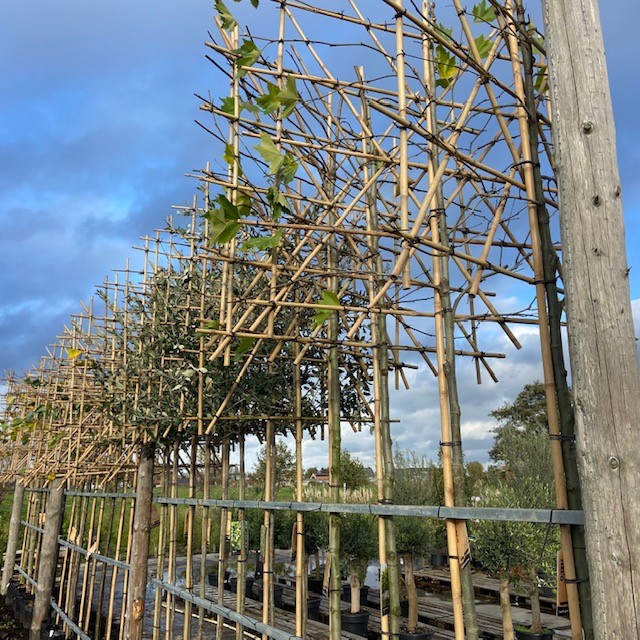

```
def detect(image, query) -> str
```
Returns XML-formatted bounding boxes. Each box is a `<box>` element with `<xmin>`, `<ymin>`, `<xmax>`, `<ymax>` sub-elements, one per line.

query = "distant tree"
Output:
<box><xmin>465</xmin><ymin>461</ymin><xmax>486</xmax><ymax>496</ymax></box>
<box><xmin>489</xmin><ymin>381</ymin><xmax>554</xmax><ymax>489</ymax></box>
<box><xmin>340</xmin><ymin>450</ymin><xmax>370</xmax><ymax>490</ymax></box>
<box><xmin>304</xmin><ymin>466</ymin><xmax>319</xmax><ymax>480</ymax></box>
<box><xmin>253</xmin><ymin>441</ymin><xmax>295</xmax><ymax>494</ymax></box>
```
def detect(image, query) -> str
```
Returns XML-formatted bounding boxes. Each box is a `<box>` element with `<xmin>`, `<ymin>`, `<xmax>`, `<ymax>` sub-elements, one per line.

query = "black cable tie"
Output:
<box><xmin>548</xmin><ymin>434</ymin><xmax>576</xmax><ymax>442</ymax></box>
<box><xmin>439</xmin><ymin>440</ymin><xmax>463</xmax><ymax>447</ymax></box>
<box><xmin>564</xmin><ymin>577</ymin><xmax>589</xmax><ymax>585</ymax></box>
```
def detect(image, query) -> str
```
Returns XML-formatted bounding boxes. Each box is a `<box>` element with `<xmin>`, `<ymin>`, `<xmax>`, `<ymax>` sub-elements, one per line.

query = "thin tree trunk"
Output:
<box><xmin>30</xmin><ymin>478</ymin><xmax>65</xmax><ymax>640</ymax></box>
<box><xmin>543</xmin><ymin>1</ymin><xmax>640</xmax><ymax>637</ymax></box>
<box><xmin>499</xmin><ymin>578</ymin><xmax>515</xmax><ymax>640</ymax></box>
<box><xmin>125</xmin><ymin>442</ymin><xmax>155</xmax><ymax>640</ymax></box>
<box><xmin>530</xmin><ymin>569</ymin><xmax>543</xmax><ymax>633</ymax></box>
<box><xmin>1</xmin><ymin>481</ymin><xmax>24</xmax><ymax>596</ymax></box>
<box><xmin>349</xmin><ymin>565</ymin><xmax>362</xmax><ymax>615</ymax></box>
<box><xmin>404</xmin><ymin>553</ymin><xmax>419</xmax><ymax>633</ymax></box>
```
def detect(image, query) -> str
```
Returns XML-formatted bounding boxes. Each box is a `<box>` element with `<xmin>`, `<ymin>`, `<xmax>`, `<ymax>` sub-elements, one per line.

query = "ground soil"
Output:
<box><xmin>0</xmin><ymin>595</ymin><xmax>28</xmax><ymax>640</ymax></box>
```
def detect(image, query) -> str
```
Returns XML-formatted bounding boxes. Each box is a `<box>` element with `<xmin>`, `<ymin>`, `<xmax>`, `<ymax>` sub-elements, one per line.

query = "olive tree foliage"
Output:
<box><xmin>90</xmin><ymin>260</ymin><xmax>323</xmax><ymax>446</ymax></box>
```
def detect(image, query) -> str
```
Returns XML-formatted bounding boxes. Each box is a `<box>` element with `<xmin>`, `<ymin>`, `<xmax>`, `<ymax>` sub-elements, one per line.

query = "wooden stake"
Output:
<box><xmin>543</xmin><ymin>0</ymin><xmax>640</xmax><ymax>636</ymax></box>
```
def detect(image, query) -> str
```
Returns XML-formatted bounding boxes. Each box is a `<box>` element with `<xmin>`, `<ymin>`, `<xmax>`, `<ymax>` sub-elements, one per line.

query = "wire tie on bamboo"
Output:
<box><xmin>439</xmin><ymin>440</ymin><xmax>462</xmax><ymax>447</ymax></box>
<box><xmin>548</xmin><ymin>433</ymin><xmax>576</xmax><ymax>442</ymax></box>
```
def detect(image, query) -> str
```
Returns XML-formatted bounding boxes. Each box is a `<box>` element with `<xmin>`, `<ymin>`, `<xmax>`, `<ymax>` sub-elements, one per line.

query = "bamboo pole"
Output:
<box><xmin>514</xmin><ymin>3</ymin><xmax>594</xmax><ymax>635</ymax></box>
<box><xmin>235</xmin><ymin>435</ymin><xmax>247</xmax><ymax>640</ymax></box>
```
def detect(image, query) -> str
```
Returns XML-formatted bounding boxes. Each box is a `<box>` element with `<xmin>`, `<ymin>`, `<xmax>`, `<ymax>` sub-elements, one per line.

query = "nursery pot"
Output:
<box><xmin>399</xmin><ymin>630</ymin><xmax>434</xmax><ymax>640</ymax></box>
<box><xmin>515</xmin><ymin>628</ymin><xmax>554</xmax><ymax>640</ymax></box>
<box><xmin>245</xmin><ymin>576</ymin><xmax>255</xmax><ymax>599</ymax></box>
<box><xmin>341</xmin><ymin>610</ymin><xmax>370</xmax><ymax>637</ymax></box>
<box><xmin>342</xmin><ymin>584</ymin><xmax>370</xmax><ymax>606</ymax></box>
<box><xmin>308</xmin><ymin>576</ymin><xmax>324</xmax><ymax>595</ymax></box>
<box><xmin>307</xmin><ymin>595</ymin><xmax>322</xmax><ymax>621</ymax></box>
<box><xmin>430</xmin><ymin>552</ymin><xmax>448</xmax><ymax>568</ymax></box>
<box><xmin>207</xmin><ymin>569</ymin><xmax>231</xmax><ymax>586</ymax></box>
<box><xmin>252</xmin><ymin>581</ymin><xmax>284</xmax><ymax>608</ymax></box>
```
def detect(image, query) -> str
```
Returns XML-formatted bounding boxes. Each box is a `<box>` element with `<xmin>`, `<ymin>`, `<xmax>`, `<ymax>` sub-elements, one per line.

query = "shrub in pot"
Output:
<box><xmin>396</xmin><ymin>515</ymin><xmax>435</xmax><ymax>638</ymax></box>
<box><xmin>472</xmin><ymin>479</ymin><xmax>557</xmax><ymax>640</ymax></box>
<box><xmin>340</xmin><ymin>513</ymin><xmax>376</xmax><ymax>636</ymax></box>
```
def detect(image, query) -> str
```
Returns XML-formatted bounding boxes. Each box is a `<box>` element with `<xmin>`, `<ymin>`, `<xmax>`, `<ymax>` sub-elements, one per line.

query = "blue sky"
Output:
<box><xmin>1</xmin><ymin>1</ymin><xmax>638</xmax><ymax>468</ymax></box>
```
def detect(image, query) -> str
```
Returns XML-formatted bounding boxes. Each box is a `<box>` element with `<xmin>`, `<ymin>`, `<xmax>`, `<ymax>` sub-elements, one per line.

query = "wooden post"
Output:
<box><xmin>124</xmin><ymin>442</ymin><xmax>156</xmax><ymax>640</ymax></box>
<box><xmin>1</xmin><ymin>481</ymin><xmax>24</xmax><ymax>596</ymax></box>
<box><xmin>29</xmin><ymin>478</ymin><xmax>65</xmax><ymax>640</ymax></box>
<box><xmin>542</xmin><ymin>1</ymin><xmax>640</xmax><ymax>637</ymax></box>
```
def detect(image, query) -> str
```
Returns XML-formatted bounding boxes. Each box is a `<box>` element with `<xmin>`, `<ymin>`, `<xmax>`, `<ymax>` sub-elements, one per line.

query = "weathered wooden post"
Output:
<box><xmin>542</xmin><ymin>1</ymin><xmax>640</xmax><ymax>637</ymax></box>
<box><xmin>124</xmin><ymin>442</ymin><xmax>156</xmax><ymax>640</ymax></box>
<box><xmin>30</xmin><ymin>478</ymin><xmax>65</xmax><ymax>640</ymax></box>
<box><xmin>1</xmin><ymin>480</ymin><xmax>25</xmax><ymax>597</ymax></box>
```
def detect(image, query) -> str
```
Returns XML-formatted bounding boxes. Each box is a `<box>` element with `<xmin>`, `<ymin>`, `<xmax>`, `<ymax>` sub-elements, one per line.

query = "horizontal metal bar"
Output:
<box><xmin>57</xmin><ymin>538</ymin><xmax>131</xmax><ymax>571</ymax></box>
<box><xmin>24</xmin><ymin>487</ymin><xmax>50</xmax><ymax>494</ymax></box>
<box><xmin>21</xmin><ymin>520</ymin><xmax>44</xmax><ymax>534</ymax></box>
<box><xmin>64</xmin><ymin>491</ymin><xmax>137</xmax><ymax>499</ymax></box>
<box><xmin>153</xmin><ymin>497</ymin><xmax>584</xmax><ymax>525</ymax></box>
<box><xmin>50</xmin><ymin>598</ymin><xmax>92</xmax><ymax>640</ymax></box>
<box><xmin>14</xmin><ymin>564</ymin><xmax>37</xmax><ymax>586</ymax></box>
<box><xmin>150</xmin><ymin>578</ymin><xmax>302</xmax><ymax>640</ymax></box>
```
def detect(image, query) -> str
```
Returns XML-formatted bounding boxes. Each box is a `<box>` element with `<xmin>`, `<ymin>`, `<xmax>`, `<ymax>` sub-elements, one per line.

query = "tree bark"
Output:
<box><xmin>542</xmin><ymin>1</ymin><xmax>640</xmax><ymax>637</ymax></box>
<box><xmin>404</xmin><ymin>553</ymin><xmax>419</xmax><ymax>633</ymax></box>
<box><xmin>499</xmin><ymin>578</ymin><xmax>515</xmax><ymax>640</ymax></box>
<box><xmin>1</xmin><ymin>481</ymin><xmax>24</xmax><ymax>596</ymax></box>
<box><xmin>124</xmin><ymin>442</ymin><xmax>156</xmax><ymax>640</ymax></box>
<box><xmin>30</xmin><ymin>478</ymin><xmax>65</xmax><ymax>640</ymax></box>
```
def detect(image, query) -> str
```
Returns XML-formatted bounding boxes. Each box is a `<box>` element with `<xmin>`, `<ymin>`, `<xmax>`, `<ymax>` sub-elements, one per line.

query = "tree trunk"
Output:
<box><xmin>1</xmin><ymin>481</ymin><xmax>24</xmax><ymax>596</ymax></box>
<box><xmin>499</xmin><ymin>578</ymin><xmax>515</xmax><ymax>640</ymax></box>
<box><xmin>125</xmin><ymin>442</ymin><xmax>155</xmax><ymax>640</ymax></box>
<box><xmin>349</xmin><ymin>565</ymin><xmax>362</xmax><ymax>614</ymax></box>
<box><xmin>530</xmin><ymin>570</ymin><xmax>543</xmax><ymax>633</ymax></box>
<box><xmin>543</xmin><ymin>1</ymin><xmax>640</xmax><ymax>637</ymax></box>
<box><xmin>30</xmin><ymin>478</ymin><xmax>65</xmax><ymax>640</ymax></box>
<box><xmin>404</xmin><ymin>553</ymin><xmax>419</xmax><ymax>633</ymax></box>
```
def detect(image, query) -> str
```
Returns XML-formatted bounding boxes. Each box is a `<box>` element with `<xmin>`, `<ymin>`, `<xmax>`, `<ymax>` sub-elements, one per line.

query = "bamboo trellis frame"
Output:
<box><xmin>0</xmin><ymin>2</ymin><xmax>593</xmax><ymax>639</ymax></box>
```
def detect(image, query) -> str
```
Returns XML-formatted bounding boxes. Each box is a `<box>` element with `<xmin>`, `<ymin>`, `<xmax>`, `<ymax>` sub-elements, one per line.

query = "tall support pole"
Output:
<box><xmin>29</xmin><ymin>478</ymin><xmax>65</xmax><ymax>640</ymax></box>
<box><xmin>1</xmin><ymin>481</ymin><xmax>24</xmax><ymax>596</ymax></box>
<box><xmin>542</xmin><ymin>1</ymin><xmax>640</xmax><ymax>637</ymax></box>
<box><xmin>124</xmin><ymin>442</ymin><xmax>156</xmax><ymax>640</ymax></box>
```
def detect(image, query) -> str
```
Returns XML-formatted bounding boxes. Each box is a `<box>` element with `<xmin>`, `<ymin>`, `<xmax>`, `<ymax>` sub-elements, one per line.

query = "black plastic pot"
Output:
<box><xmin>341</xmin><ymin>610</ymin><xmax>370</xmax><ymax>637</ymax></box>
<box><xmin>430</xmin><ymin>552</ymin><xmax>448</xmax><ymax>568</ymax></box>
<box><xmin>308</xmin><ymin>576</ymin><xmax>324</xmax><ymax>594</ymax></box>
<box><xmin>207</xmin><ymin>569</ymin><xmax>231</xmax><ymax>586</ymax></box>
<box><xmin>399</xmin><ymin>629</ymin><xmax>435</xmax><ymax>640</ymax></box>
<box><xmin>245</xmin><ymin>576</ymin><xmax>255</xmax><ymax>598</ymax></box>
<box><xmin>342</xmin><ymin>584</ymin><xmax>370</xmax><ymax>606</ymax></box>
<box><xmin>514</xmin><ymin>628</ymin><xmax>554</xmax><ymax>640</ymax></box>
<box><xmin>252</xmin><ymin>581</ymin><xmax>284</xmax><ymax>608</ymax></box>
<box><xmin>307</xmin><ymin>595</ymin><xmax>322</xmax><ymax>622</ymax></box>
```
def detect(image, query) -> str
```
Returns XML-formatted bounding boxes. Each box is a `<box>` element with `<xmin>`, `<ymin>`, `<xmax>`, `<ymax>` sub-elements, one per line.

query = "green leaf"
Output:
<box><xmin>215</xmin><ymin>193</ymin><xmax>241</xmax><ymax>220</ymax></box>
<box><xmin>207</xmin><ymin>209</ymin><xmax>241</xmax><ymax>245</ymax></box>
<box><xmin>67</xmin><ymin>348</ymin><xmax>82</xmax><ymax>360</ymax></box>
<box><xmin>436</xmin><ymin>44</ymin><xmax>458</xmax><ymax>85</ymax></box>
<box><xmin>534</xmin><ymin>65</ymin><xmax>547</xmax><ymax>91</ymax></box>
<box><xmin>233</xmin><ymin>336</ymin><xmax>255</xmax><ymax>361</ymax></box>
<box><xmin>242</xmin><ymin>229</ymin><xmax>283</xmax><ymax>251</ymax></box>
<box><xmin>256</xmin><ymin>81</ymin><xmax>281</xmax><ymax>114</ymax></box>
<box><xmin>234</xmin><ymin>39</ymin><xmax>260</xmax><ymax>78</ymax></box>
<box><xmin>267</xmin><ymin>186</ymin><xmax>289</xmax><ymax>220</ymax></box>
<box><xmin>215</xmin><ymin>0</ymin><xmax>237</xmax><ymax>31</ymax></box>
<box><xmin>312</xmin><ymin>290</ymin><xmax>341</xmax><ymax>328</ymax></box>
<box><xmin>279</xmin><ymin>76</ymin><xmax>299</xmax><ymax>118</ymax></box>
<box><xmin>472</xmin><ymin>0</ymin><xmax>496</xmax><ymax>23</ymax></box>
<box><xmin>279</xmin><ymin>153</ymin><xmax>298</xmax><ymax>185</ymax></box>
<box><xmin>236</xmin><ymin>192</ymin><xmax>252</xmax><ymax>216</ymax></box>
<box><xmin>223</xmin><ymin>143</ymin><xmax>236</xmax><ymax>165</ymax></box>
<box><xmin>220</xmin><ymin>96</ymin><xmax>236</xmax><ymax>115</ymax></box>
<box><xmin>434</xmin><ymin>22</ymin><xmax>453</xmax><ymax>41</ymax></box>
<box><xmin>255</xmin><ymin>132</ymin><xmax>285</xmax><ymax>176</ymax></box>
<box><xmin>474</xmin><ymin>34</ymin><xmax>493</xmax><ymax>59</ymax></box>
